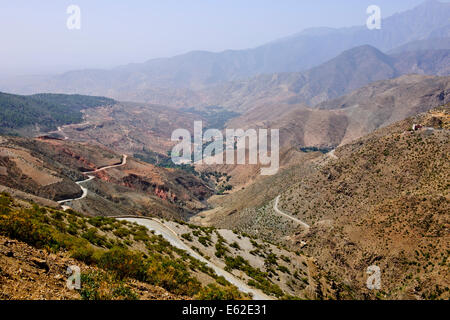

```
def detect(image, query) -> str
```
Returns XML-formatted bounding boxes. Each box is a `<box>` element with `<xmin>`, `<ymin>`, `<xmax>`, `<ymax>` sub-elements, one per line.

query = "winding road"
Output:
<box><xmin>58</xmin><ymin>175</ymin><xmax>95</xmax><ymax>206</ymax></box>
<box><xmin>86</xmin><ymin>155</ymin><xmax>128</xmax><ymax>174</ymax></box>
<box><xmin>57</xmin><ymin>153</ymin><xmax>270</xmax><ymax>300</ymax></box>
<box><xmin>118</xmin><ymin>217</ymin><xmax>271</xmax><ymax>300</ymax></box>
<box><xmin>274</xmin><ymin>196</ymin><xmax>310</xmax><ymax>229</ymax></box>
<box><xmin>327</xmin><ymin>149</ymin><xmax>338</xmax><ymax>160</ymax></box>
<box><xmin>57</xmin><ymin>126</ymin><xmax>69</xmax><ymax>140</ymax></box>
<box><xmin>57</xmin><ymin>155</ymin><xmax>127</xmax><ymax>206</ymax></box>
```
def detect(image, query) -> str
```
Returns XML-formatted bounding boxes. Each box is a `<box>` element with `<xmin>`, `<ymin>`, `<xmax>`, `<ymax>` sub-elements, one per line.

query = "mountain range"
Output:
<box><xmin>190</xmin><ymin>45</ymin><xmax>450</xmax><ymax>113</ymax></box>
<box><xmin>1</xmin><ymin>0</ymin><xmax>450</xmax><ymax>105</ymax></box>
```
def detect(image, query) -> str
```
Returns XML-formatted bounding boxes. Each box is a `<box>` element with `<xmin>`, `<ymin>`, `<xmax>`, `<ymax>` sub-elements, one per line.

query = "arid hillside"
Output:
<box><xmin>0</xmin><ymin>192</ymin><xmax>333</xmax><ymax>300</ymax></box>
<box><xmin>49</xmin><ymin>102</ymin><xmax>237</xmax><ymax>158</ymax></box>
<box><xmin>227</xmin><ymin>75</ymin><xmax>450</xmax><ymax>151</ymax></box>
<box><xmin>280</xmin><ymin>106</ymin><xmax>449</xmax><ymax>300</ymax></box>
<box><xmin>197</xmin><ymin>105</ymin><xmax>450</xmax><ymax>300</ymax></box>
<box><xmin>198</xmin><ymin>75</ymin><xmax>450</xmax><ymax>188</ymax></box>
<box><xmin>0</xmin><ymin>136</ymin><xmax>212</xmax><ymax>220</ymax></box>
<box><xmin>48</xmin><ymin>102</ymin><xmax>202</xmax><ymax>155</ymax></box>
<box><xmin>0</xmin><ymin>193</ymin><xmax>239</xmax><ymax>300</ymax></box>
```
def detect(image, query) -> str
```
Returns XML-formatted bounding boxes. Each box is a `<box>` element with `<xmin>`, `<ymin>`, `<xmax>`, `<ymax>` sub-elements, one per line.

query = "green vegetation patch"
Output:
<box><xmin>0</xmin><ymin>192</ymin><xmax>247</xmax><ymax>300</ymax></box>
<box><xmin>0</xmin><ymin>92</ymin><xmax>115</xmax><ymax>134</ymax></box>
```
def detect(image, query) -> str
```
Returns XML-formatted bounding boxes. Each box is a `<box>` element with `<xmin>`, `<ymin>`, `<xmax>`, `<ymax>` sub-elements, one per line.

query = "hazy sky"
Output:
<box><xmin>0</xmin><ymin>0</ymin><xmax>443</xmax><ymax>75</ymax></box>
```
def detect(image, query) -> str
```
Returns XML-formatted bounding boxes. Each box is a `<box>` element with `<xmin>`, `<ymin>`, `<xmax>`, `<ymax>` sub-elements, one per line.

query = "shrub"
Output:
<box><xmin>230</xmin><ymin>242</ymin><xmax>241</xmax><ymax>250</ymax></box>
<box><xmin>80</xmin><ymin>271</ymin><xmax>139</xmax><ymax>300</ymax></box>
<box><xmin>264</xmin><ymin>253</ymin><xmax>278</xmax><ymax>267</ymax></box>
<box><xmin>82</xmin><ymin>228</ymin><xmax>108</xmax><ymax>247</ymax></box>
<box><xmin>277</xmin><ymin>265</ymin><xmax>291</xmax><ymax>274</ymax></box>
<box><xmin>70</xmin><ymin>245</ymin><xmax>96</xmax><ymax>264</ymax></box>
<box><xmin>195</xmin><ymin>284</ymin><xmax>247</xmax><ymax>300</ymax></box>
<box><xmin>181</xmin><ymin>233</ymin><xmax>193</xmax><ymax>242</ymax></box>
<box><xmin>112</xmin><ymin>285</ymin><xmax>139</xmax><ymax>300</ymax></box>
<box><xmin>97</xmin><ymin>247</ymin><xmax>146</xmax><ymax>280</ymax></box>
<box><xmin>113</xmin><ymin>227</ymin><xmax>131</xmax><ymax>239</ymax></box>
<box><xmin>198</xmin><ymin>236</ymin><xmax>211</xmax><ymax>247</ymax></box>
<box><xmin>215</xmin><ymin>241</ymin><xmax>229</xmax><ymax>258</ymax></box>
<box><xmin>0</xmin><ymin>208</ymin><xmax>58</xmax><ymax>250</ymax></box>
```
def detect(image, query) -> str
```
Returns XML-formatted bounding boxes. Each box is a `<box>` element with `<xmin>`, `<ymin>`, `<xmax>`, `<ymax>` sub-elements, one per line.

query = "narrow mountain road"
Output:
<box><xmin>57</xmin><ymin>153</ymin><xmax>272</xmax><ymax>300</ymax></box>
<box><xmin>85</xmin><ymin>155</ymin><xmax>128</xmax><ymax>174</ymax></box>
<box><xmin>57</xmin><ymin>175</ymin><xmax>95</xmax><ymax>205</ymax></box>
<box><xmin>57</xmin><ymin>126</ymin><xmax>69</xmax><ymax>140</ymax></box>
<box><xmin>57</xmin><ymin>155</ymin><xmax>127</xmax><ymax>206</ymax></box>
<box><xmin>118</xmin><ymin>217</ymin><xmax>272</xmax><ymax>300</ymax></box>
<box><xmin>274</xmin><ymin>196</ymin><xmax>310</xmax><ymax>229</ymax></box>
<box><xmin>327</xmin><ymin>149</ymin><xmax>338</xmax><ymax>160</ymax></box>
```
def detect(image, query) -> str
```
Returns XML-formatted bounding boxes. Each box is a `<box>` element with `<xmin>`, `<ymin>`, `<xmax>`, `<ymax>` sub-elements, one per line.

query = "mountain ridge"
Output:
<box><xmin>1</xmin><ymin>0</ymin><xmax>450</xmax><ymax>101</ymax></box>
<box><xmin>195</xmin><ymin>46</ymin><xmax>450</xmax><ymax>114</ymax></box>
<box><xmin>195</xmin><ymin>103</ymin><xmax>450</xmax><ymax>300</ymax></box>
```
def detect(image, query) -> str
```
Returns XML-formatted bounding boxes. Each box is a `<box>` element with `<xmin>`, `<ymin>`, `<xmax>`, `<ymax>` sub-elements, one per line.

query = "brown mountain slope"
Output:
<box><xmin>392</xmin><ymin>49</ymin><xmax>450</xmax><ymax>76</ymax></box>
<box><xmin>194</xmin><ymin>75</ymin><xmax>449</xmax><ymax>191</ymax></box>
<box><xmin>50</xmin><ymin>102</ymin><xmax>203</xmax><ymax>155</ymax></box>
<box><xmin>194</xmin><ymin>105</ymin><xmax>449</xmax><ymax>299</ymax></box>
<box><xmin>183</xmin><ymin>46</ymin><xmax>450</xmax><ymax>113</ymax></box>
<box><xmin>227</xmin><ymin>75</ymin><xmax>450</xmax><ymax>151</ymax></box>
<box><xmin>280</xmin><ymin>106</ymin><xmax>450</xmax><ymax>299</ymax></box>
<box><xmin>0</xmin><ymin>236</ymin><xmax>183</xmax><ymax>300</ymax></box>
<box><xmin>0</xmin><ymin>136</ymin><xmax>212</xmax><ymax>219</ymax></box>
<box><xmin>67</xmin><ymin>156</ymin><xmax>212</xmax><ymax>219</ymax></box>
<box><xmin>0</xmin><ymin>137</ymin><xmax>87</xmax><ymax>201</ymax></box>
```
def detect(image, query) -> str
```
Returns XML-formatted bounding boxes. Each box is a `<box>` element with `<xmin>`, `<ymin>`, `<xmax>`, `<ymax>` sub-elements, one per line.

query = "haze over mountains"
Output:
<box><xmin>2</xmin><ymin>0</ymin><xmax>450</xmax><ymax>107</ymax></box>
<box><xmin>190</xmin><ymin>45</ymin><xmax>450</xmax><ymax>113</ymax></box>
<box><xmin>227</xmin><ymin>75</ymin><xmax>450</xmax><ymax>150</ymax></box>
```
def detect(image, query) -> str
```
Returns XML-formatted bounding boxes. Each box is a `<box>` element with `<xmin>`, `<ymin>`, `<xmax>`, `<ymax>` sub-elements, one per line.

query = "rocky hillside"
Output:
<box><xmin>0</xmin><ymin>235</ymin><xmax>183</xmax><ymax>300</ymax></box>
<box><xmin>281</xmin><ymin>106</ymin><xmax>449</xmax><ymax>300</ymax></box>
<box><xmin>0</xmin><ymin>136</ymin><xmax>212</xmax><ymax>219</ymax></box>
<box><xmin>199</xmin><ymin>105</ymin><xmax>449</xmax><ymax>300</ymax></box>
<box><xmin>227</xmin><ymin>75</ymin><xmax>450</xmax><ymax>151</ymax></box>
<box><xmin>0</xmin><ymin>193</ymin><xmax>242</xmax><ymax>300</ymax></box>
<box><xmin>0</xmin><ymin>192</ymin><xmax>332</xmax><ymax>300</ymax></box>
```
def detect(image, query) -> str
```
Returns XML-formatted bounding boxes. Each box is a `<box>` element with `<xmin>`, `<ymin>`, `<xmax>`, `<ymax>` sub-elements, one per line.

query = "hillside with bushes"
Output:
<box><xmin>0</xmin><ymin>193</ymin><xmax>247</xmax><ymax>300</ymax></box>
<box><xmin>0</xmin><ymin>92</ymin><xmax>115</xmax><ymax>135</ymax></box>
<box><xmin>202</xmin><ymin>105</ymin><xmax>449</xmax><ymax>300</ymax></box>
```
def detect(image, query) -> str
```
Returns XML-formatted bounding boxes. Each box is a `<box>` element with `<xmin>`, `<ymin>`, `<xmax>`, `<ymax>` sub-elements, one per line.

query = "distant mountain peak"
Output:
<box><xmin>2</xmin><ymin>0</ymin><xmax>450</xmax><ymax>98</ymax></box>
<box><xmin>411</xmin><ymin>0</ymin><xmax>449</xmax><ymax>11</ymax></box>
<box><xmin>420</xmin><ymin>0</ymin><xmax>445</xmax><ymax>6</ymax></box>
